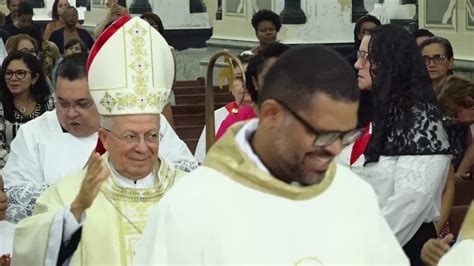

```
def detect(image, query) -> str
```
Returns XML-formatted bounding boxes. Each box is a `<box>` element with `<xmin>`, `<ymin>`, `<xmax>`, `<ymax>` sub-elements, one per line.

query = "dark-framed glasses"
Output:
<box><xmin>4</xmin><ymin>69</ymin><xmax>32</xmax><ymax>80</ymax></box>
<box><xmin>423</xmin><ymin>54</ymin><xmax>447</xmax><ymax>66</ymax></box>
<box><xmin>104</xmin><ymin>128</ymin><xmax>159</xmax><ymax>145</ymax></box>
<box><xmin>271</xmin><ymin>98</ymin><xmax>363</xmax><ymax>147</ymax></box>
<box><xmin>57</xmin><ymin>99</ymin><xmax>94</xmax><ymax>112</ymax></box>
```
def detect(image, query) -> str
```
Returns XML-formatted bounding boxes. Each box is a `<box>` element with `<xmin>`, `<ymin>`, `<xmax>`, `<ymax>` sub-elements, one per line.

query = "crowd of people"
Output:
<box><xmin>0</xmin><ymin>4</ymin><xmax>472</xmax><ymax>266</ymax></box>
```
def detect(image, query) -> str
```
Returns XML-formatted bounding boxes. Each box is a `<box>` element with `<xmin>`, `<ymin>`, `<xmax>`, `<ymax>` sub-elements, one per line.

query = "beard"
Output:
<box><xmin>272</xmin><ymin>131</ymin><xmax>332</xmax><ymax>186</ymax></box>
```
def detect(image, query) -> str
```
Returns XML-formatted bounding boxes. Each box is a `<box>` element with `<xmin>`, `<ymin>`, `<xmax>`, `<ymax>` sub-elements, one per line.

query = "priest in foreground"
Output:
<box><xmin>134</xmin><ymin>45</ymin><xmax>409</xmax><ymax>265</ymax></box>
<box><xmin>11</xmin><ymin>16</ymin><xmax>182</xmax><ymax>265</ymax></box>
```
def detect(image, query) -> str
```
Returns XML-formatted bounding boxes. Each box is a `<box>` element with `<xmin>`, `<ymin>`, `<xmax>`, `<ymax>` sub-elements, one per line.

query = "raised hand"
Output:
<box><xmin>71</xmin><ymin>153</ymin><xmax>110</xmax><ymax>222</ymax></box>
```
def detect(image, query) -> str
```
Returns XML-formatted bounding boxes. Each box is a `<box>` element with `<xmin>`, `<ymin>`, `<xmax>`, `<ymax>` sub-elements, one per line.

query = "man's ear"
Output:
<box><xmin>258</xmin><ymin>99</ymin><xmax>282</xmax><ymax>129</ymax></box>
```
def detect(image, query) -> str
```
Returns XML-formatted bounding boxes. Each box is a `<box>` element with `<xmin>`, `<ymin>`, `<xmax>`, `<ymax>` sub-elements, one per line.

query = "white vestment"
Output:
<box><xmin>135</xmin><ymin>119</ymin><xmax>409</xmax><ymax>265</ymax></box>
<box><xmin>439</xmin><ymin>239</ymin><xmax>473</xmax><ymax>265</ymax></box>
<box><xmin>194</xmin><ymin>106</ymin><xmax>229</xmax><ymax>163</ymax></box>
<box><xmin>3</xmin><ymin>110</ymin><xmax>197</xmax><ymax>223</ymax></box>
<box><xmin>0</xmin><ymin>220</ymin><xmax>15</xmax><ymax>255</ymax></box>
<box><xmin>11</xmin><ymin>153</ymin><xmax>182</xmax><ymax>266</ymax></box>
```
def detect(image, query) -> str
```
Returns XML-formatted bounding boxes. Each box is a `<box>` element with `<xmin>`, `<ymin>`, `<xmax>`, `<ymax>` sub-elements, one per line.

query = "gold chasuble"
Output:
<box><xmin>12</xmin><ymin>153</ymin><xmax>181</xmax><ymax>266</ymax></box>
<box><xmin>134</xmin><ymin>121</ymin><xmax>409</xmax><ymax>265</ymax></box>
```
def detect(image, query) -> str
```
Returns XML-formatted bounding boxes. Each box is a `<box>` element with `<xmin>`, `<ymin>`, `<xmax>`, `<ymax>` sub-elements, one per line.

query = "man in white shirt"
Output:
<box><xmin>135</xmin><ymin>45</ymin><xmax>409</xmax><ymax>265</ymax></box>
<box><xmin>3</xmin><ymin>52</ymin><xmax>197</xmax><ymax>224</ymax></box>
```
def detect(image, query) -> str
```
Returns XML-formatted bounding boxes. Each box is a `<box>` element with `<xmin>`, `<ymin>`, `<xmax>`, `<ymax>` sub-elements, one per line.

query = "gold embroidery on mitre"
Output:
<box><xmin>98</xmin><ymin>20</ymin><xmax>165</xmax><ymax>114</ymax></box>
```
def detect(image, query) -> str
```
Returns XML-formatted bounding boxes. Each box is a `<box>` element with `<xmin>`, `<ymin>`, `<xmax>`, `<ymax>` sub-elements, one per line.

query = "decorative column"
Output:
<box><xmin>215</xmin><ymin>0</ymin><xmax>222</xmax><ymax>20</ymax></box>
<box><xmin>129</xmin><ymin>0</ymin><xmax>152</xmax><ymax>14</ymax></box>
<box><xmin>351</xmin><ymin>0</ymin><xmax>368</xmax><ymax>22</ymax></box>
<box><xmin>280</xmin><ymin>0</ymin><xmax>306</xmax><ymax>24</ymax></box>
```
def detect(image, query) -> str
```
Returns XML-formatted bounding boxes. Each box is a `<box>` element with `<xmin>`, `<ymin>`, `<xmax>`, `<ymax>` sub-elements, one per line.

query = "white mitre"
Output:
<box><xmin>87</xmin><ymin>16</ymin><xmax>174</xmax><ymax>115</ymax></box>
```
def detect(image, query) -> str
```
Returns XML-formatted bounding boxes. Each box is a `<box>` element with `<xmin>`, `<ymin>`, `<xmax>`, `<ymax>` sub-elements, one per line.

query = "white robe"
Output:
<box><xmin>194</xmin><ymin>106</ymin><xmax>229</xmax><ymax>163</ymax></box>
<box><xmin>0</xmin><ymin>220</ymin><xmax>15</xmax><ymax>256</ymax></box>
<box><xmin>135</xmin><ymin>120</ymin><xmax>409</xmax><ymax>265</ymax></box>
<box><xmin>3</xmin><ymin>110</ymin><xmax>197</xmax><ymax>223</ymax></box>
<box><xmin>439</xmin><ymin>239</ymin><xmax>474</xmax><ymax>265</ymax></box>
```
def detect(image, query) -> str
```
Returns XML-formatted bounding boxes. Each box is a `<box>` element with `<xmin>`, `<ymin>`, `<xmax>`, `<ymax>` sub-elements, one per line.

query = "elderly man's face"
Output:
<box><xmin>55</xmin><ymin>77</ymin><xmax>100</xmax><ymax>137</ymax></box>
<box><xmin>100</xmin><ymin>115</ymin><xmax>160</xmax><ymax>179</ymax></box>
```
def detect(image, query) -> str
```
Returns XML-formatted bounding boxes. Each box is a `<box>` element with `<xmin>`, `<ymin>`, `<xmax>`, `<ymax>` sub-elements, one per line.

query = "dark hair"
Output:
<box><xmin>245</xmin><ymin>42</ymin><xmax>290</xmax><ymax>103</ymax></box>
<box><xmin>413</xmin><ymin>28</ymin><xmax>434</xmax><ymax>39</ymax></box>
<box><xmin>258</xmin><ymin>44</ymin><xmax>358</xmax><ymax>110</ymax></box>
<box><xmin>419</xmin><ymin>36</ymin><xmax>454</xmax><ymax>75</ymax></box>
<box><xmin>6</xmin><ymin>0</ymin><xmax>16</xmax><ymax>7</ymax></box>
<box><xmin>366</xmin><ymin>24</ymin><xmax>436</xmax><ymax>120</ymax></box>
<box><xmin>419</xmin><ymin>36</ymin><xmax>454</xmax><ymax>59</ymax></box>
<box><xmin>55</xmin><ymin>52</ymin><xmax>88</xmax><ymax>82</ymax></box>
<box><xmin>18</xmin><ymin>2</ymin><xmax>33</xmax><ymax>17</ymax></box>
<box><xmin>64</xmin><ymin>38</ymin><xmax>86</xmax><ymax>53</ymax></box>
<box><xmin>353</xmin><ymin>15</ymin><xmax>381</xmax><ymax>45</ymax></box>
<box><xmin>140</xmin><ymin>12</ymin><xmax>165</xmax><ymax>35</ymax></box>
<box><xmin>51</xmin><ymin>0</ymin><xmax>67</xmax><ymax>20</ymax></box>
<box><xmin>361</xmin><ymin>24</ymin><xmax>447</xmax><ymax>161</ymax></box>
<box><xmin>251</xmin><ymin>9</ymin><xmax>281</xmax><ymax>33</ymax></box>
<box><xmin>0</xmin><ymin>51</ymin><xmax>51</xmax><ymax>122</ymax></box>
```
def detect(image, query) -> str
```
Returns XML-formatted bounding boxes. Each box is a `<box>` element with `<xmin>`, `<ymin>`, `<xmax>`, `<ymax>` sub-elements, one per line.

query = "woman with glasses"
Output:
<box><xmin>5</xmin><ymin>32</ymin><xmax>61</xmax><ymax>90</ymax></box>
<box><xmin>0</xmin><ymin>51</ymin><xmax>53</xmax><ymax>167</ymax></box>
<box><xmin>348</xmin><ymin>24</ymin><xmax>451</xmax><ymax>265</ymax></box>
<box><xmin>420</xmin><ymin>37</ymin><xmax>454</xmax><ymax>90</ymax></box>
<box><xmin>420</xmin><ymin>37</ymin><xmax>458</xmax><ymax>240</ymax></box>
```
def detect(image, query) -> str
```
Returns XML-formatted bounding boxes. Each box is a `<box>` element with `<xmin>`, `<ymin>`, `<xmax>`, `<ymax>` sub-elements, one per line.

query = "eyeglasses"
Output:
<box><xmin>356</xmin><ymin>50</ymin><xmax>370</xmax><ymax>66</ymax></box>
<box><xmin>104</xmin><ymin>128</ymin><xmax>159</xmax><ymax>145</ymax></box>
<box><xmin>272</xmin><ymin>98</ymin><xmax>363</xmax><ymax>147</ymax></box>
<box><xmin>57</xmin><ymin>99</ymin><xmax>94</xmax><ymax>112</ymax></box>
<box><xmin>4</xmin><ymin>69</ymin><xmax>32</xmax><ymax>80</ymax></box>
<box><xmin>423</xmin><ymin>54</ymin><xmax>447</xmax><ymax>66</ymax></box>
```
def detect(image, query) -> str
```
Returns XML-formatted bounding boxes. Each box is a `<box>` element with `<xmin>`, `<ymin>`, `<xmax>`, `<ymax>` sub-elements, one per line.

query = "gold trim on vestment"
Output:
<box><xmin>203</xmin><ymin>123</ymin><xmax>336</xmax><ymax>200</ymax></box>
<box><xmin>98</xmin><ymin>153</ymin><xmax>178</xmax><ymax>265</ymax></box>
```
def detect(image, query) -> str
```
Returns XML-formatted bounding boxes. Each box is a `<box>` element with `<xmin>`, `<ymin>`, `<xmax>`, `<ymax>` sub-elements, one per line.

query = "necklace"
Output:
<box><xmin>18</xmin><ymin>106</ymin><xmax>26</xmax><ymax>113</ymax></box>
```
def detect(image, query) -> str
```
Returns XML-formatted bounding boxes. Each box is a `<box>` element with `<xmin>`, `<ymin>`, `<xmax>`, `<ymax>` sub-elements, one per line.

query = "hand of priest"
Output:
<box><xmin>0</xmin><ymin>175</ymin><xmax>6</xmax><ymax>221</ymax></box>
<box><xmin>71</xmin><ymin>153</ymin><xmax>110</xmax><ymax>222</ymax></box>
<box><xmin>420</xmin><ymin>234</ymin><xmax>453</xmax><ymax>266</ymax></box>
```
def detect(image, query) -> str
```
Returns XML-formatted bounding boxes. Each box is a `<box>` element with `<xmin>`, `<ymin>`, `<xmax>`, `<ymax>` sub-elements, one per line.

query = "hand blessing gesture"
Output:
<box><xmin>71</xmin><ymin>153</ymin><xmax>110</xmax><ymax>221</ymax></box>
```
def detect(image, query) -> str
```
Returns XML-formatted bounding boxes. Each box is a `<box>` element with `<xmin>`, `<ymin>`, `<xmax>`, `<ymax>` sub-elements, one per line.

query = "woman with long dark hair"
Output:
<box><xmin>343</xmin><ymin>24</ymin><xmax>452</xmax><ymax>265</ymax></box>
<box><xmin>0</xmin><ymin>52</ymin><xmax>53</xmax><ymax>167</ymax></box>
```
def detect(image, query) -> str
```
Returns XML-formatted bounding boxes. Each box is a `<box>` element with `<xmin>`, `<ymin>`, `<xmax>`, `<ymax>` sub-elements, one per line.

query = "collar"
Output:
<box><xmin>109</xmin><ymin>160</ymin><xmax>156</xmax><ymax>189</ymax></box>
<box><xmin>203</xmin><ymin>122</ymin><xmax>336</xmax><ymax>200</ymax></box>
<box><xmin>235</xmin><ymin>118</ymin><xmax>270</xmax><ymax>175</ymax></box>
